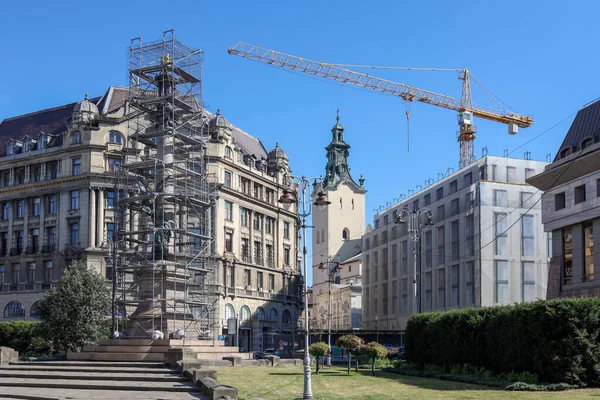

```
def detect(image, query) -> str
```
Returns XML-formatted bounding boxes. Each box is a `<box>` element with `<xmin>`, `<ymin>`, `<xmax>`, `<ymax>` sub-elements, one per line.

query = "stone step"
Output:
<box><xmin>0</xmin><ymin>365</ymin><xmax>174</xmax><ymax>374</ymax></box>
<box><xmin>0</xmin><ymin>387</ymin><xmax>208</xmax><ymax>400</ymax></box>
<box><xmin>0</xmin><ymin>377</ymin><xmax>203</xmax><ymax>392</ymax></box>
<box><xmin>15</xmin><ymin>361</ymin><xmax>166</xmax><ymax>368</ymax></box>
<box><xmin>0</xmin><ymin>370</ymin><xmax>185</xmax><ymax>382</ymax></box>
<box><xmin>99</xmin><ymin>338</ymin><xmax>226</xmax><ymax>347</ymax></box>
<box><xmin>82</xmin><ymin>345</ymin><xmax>171</xmax><ymax>353</ymax></box>
<box><xmin>67</xmin><ymin>352</ymin><xmax>166</xmax><ymax>362</ymax></box>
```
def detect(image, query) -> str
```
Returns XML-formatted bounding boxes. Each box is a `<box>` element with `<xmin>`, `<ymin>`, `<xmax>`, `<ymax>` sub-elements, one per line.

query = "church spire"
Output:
<box><xmin>323</xmin><ymin>109</ymin><xmax>360</xmax><ymax>188</ymax></box>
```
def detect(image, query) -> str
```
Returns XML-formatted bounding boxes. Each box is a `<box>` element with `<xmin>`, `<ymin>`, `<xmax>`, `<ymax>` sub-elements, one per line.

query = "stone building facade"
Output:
<box><xmin>362</xmin><ymin>156</ymin><xmax>550</xmax><ymax>331</ymax></box>
<box><xmin>528</xmin><ymin>99</ymin><xmax>600</xmax><ymax>299</ymax></box>
<box><xmin>0</xmin><ymin>91</ymin><xmax>303</xmax><ymax>353</ymax></box>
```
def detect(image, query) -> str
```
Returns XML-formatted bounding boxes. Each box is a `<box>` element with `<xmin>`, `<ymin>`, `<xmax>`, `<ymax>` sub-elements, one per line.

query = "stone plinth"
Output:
<box><xmin>0</xmin><ymin>347</ymin><xmax>18</xmax><ymax>365</ymax></box>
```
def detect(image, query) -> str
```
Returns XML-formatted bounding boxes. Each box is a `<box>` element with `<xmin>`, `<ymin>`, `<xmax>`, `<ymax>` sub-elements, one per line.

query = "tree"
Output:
<box><xmin>38</xmin><ymin>262</ymin><xmax>111</xmax><ymax>353</ymax></box>
<box><xmin>359</xmin><ymin>341</ymin><xmax>388</xmax><ymax>376</ymax></box>
<box><xmin>309</xmin><ymin>342</ymin><xmax>330</xmax><ymax>374</ymax></box>
<box><xmin>336</xmin><ymin>334</ymin><xmax>364</xmax><ymax>374</ymax></box>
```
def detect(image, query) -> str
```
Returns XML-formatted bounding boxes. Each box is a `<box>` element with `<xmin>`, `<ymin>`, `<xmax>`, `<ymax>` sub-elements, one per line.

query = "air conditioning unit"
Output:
<box><xmin>245</xmin><ymin>285</ymin><xmax>252</xmax><ymax>290</ymax></box>
<box><xmin>269</xmin><ymin>289</ymin><xmax>274</xmax><ymax>294</ymax></box>
<box><xmin>258</xmin><ymin>287</ymin><xmax>263</xmax><ymax>292</ymax></box>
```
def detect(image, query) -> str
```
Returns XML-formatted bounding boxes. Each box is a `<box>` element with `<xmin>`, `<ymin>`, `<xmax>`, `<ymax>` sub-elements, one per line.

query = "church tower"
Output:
<box><xmin>311</xmin><ymin>112</ymin><xmax>366</xmax><ymax>298</ymax></box>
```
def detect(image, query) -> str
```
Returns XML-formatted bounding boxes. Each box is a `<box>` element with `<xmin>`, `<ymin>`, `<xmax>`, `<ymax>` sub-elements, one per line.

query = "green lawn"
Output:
<box><xmin>215</xmin><ymin>365</ymin><xmax>600</xmax><ymax>400</ymax></box>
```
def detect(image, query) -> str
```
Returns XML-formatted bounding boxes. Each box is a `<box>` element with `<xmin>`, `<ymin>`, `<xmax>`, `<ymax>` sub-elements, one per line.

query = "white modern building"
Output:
<box><xmin>362</xmin><ymin>156</ymin><xmax>550</xmax><ymax>331</ymax></box>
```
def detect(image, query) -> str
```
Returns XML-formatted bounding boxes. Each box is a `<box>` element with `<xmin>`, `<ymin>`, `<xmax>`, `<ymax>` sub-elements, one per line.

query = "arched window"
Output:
<box><xmin>560</xmin><ymin>147</ymin><xmax>572</xmax><ymax>158</ymax></box>
<box><xmin>72</xmin><ymin>132</ymin><xmax>81</xmax><ymax>144</ymax></box>
<box><xmin>255</xmin><ymin>307</ymin><xmax>265</xmax><ymax>321</ymax></box>
<box><xmin>224</xmin><ymin>303</ymin><xmax>235</xmax><ymax>320</ymax></box>
<box><xmin>109</xmin><ymin>131</ymin><xmax>122</xmax><ymax>144</ymax></box>
<box><xmin>282</xmin><ymin>309</ymin><xmax>292</xmax><ymax>324</ymax></box>
<box><xmin>582</xmin><ymin>137</ymin><xmax>593</xmax><ymax>149</ymax></box>
<box><xmin>342</xmin><ymin>228</ymin><xmax>349</xmax><ymax>240</ymax></box>
<box><xmin>240</xmin><ymin>305</ymin><xmax>251</xmax><ymax>321</ymax></box>
<box><xmin>269</xmin><ymin>308</ymin><xmax>279</xmax><ymax>322</ymax></box>
<box><xmin>30</xmin><ymin>301</ymin><xmax>42</xmax><ymax>318</ymax></box>
<box><xmin>224</xmin><ymin>146</ymin><xmax>233</xmax><ymax>159</ymax></box>
<box><xmin>4</xmin><ymin>301</ymin><xmax>25</xmax><ymax>318</ymax></box>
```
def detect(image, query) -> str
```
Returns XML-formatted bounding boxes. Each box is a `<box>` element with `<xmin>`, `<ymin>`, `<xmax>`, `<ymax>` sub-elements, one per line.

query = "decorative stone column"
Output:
<box><xmin>89</xmin><ymin>188</ymin><xmax>96</xmax><ymax>248</ymax></box>
<box><xmin>97</xmin><ymin>189</ymin><xmax>105</xmax><ymax>247</ymax></box>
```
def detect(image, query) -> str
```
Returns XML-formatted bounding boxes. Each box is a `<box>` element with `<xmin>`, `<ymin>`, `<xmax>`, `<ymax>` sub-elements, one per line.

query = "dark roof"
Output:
<box><xmin>0</xmin><ymin>102</ymin><xmax>76</xmax><ymax>143</ymax></box>
<box><xmin>96</xmin><ymin>86</ymin><xmax>129</xmax><ymax>115</ymax></box>
<box><xmin>204</xmin><ymin>110</ymin><xmax>268</xmax><ymax>159</ymax></box>
<box><xmin>335</xmin><ymin>239</ymin><xmax>362</xmax><ymax>264</ymax></box>
<box><xmin>554</xmin><ymin>99</ymin><xmax>600</xmax><ymax>161</ymax></box>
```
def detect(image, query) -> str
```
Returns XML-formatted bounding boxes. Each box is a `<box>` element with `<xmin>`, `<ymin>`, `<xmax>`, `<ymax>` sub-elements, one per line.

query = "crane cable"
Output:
<box><xmin>405</xmin><ymin>100</ymin><xmax>412</xmax><ymax>152</ymax></box>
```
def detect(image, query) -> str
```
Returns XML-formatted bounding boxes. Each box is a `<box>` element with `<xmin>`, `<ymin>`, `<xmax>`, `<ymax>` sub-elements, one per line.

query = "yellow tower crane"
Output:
<box><xmin>228</xmin><ymin>43</ymin><xmax>533</xmax><ymax>169</ymax></box>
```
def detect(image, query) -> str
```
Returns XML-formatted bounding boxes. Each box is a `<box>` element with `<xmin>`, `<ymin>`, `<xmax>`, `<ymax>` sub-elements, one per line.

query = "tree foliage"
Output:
<box><xmin>0</xmin><ymin>321</ymin><xmax>52</xmax><ymax>357</ymax></box>
<box><xmin>336</xmin><ymin>334</ymin><xmax>364</xmax><ymax>355</ymax></box>
<box><xmin>37</xmin><ymin>262</ymin><xmax>111</xmax><ymax>353</ymax></box>
<box><xmin>405</xmin><ymin>298</ymin><xmax>600</xmax><ymax>385</ymax></box>
<box><xmin>309</xmin><ymin>341</ymin><xmax>330</xmax><ymax>357</ymax></box>
<box><xmin>360</xmin><ymin>341</ymin><xmax>388</xmax><ymax>359</ymax></box>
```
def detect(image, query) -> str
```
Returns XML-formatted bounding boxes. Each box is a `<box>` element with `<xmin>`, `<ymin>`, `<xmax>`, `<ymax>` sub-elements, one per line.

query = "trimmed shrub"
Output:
<box><xmin>0</xmin><ymin>321</ymin><xmax>52</xmax><ymax>357</ymax></box>
<box><xmin>336</xmin><ymin>334</ymin><xmax>364</xmax><ymax>374</ymax></box>
<box><xmin>359</xmin><ymin>341</ymin><xmax>388</xmax><ymax>376</ymax></box>
<box><xmin>404</xmin><ymin>298</ymin><xmax>600</xmax><ymax>385</ymax></box>
<box><xmin>309</xmin><ymin>342</ymin><xmax>330</xmax><ymax>374</ymax></box>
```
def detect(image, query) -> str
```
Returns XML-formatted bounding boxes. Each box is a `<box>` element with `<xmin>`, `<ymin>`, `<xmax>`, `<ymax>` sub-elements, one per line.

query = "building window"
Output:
<box><xmin>523</xmin><ymin>261</ymin><xmax>536</xmax><ymax>302</ymax></box>
<box><xmin>70</xmin><ymin>222</ymin><xmax>79</xmax><ymax>244</ymax></box>
<box><xmin>450</xmin><ymin>198</ymin><xmax>459</xmax><ymax>216</ymax></box>
<box><xmin>224</xmin><ymin>171</ymin><xmax>232</xmax><ymax>188</ymax></box>
<box><xmin>17</xmin><ymin>200</ymin><xmax>24</xmax><ymax>218</ymax></box>
<box><xmin>465</xmin><ymin>215</ymin><xmax>474</xmax><ymax>257</ymax></box>
<box><xmin>522</xmin><ymin>215</ymin><xmax>534</xmax><ymax>257</ymax></box>
<box><xmin>425</xmin><ymin>272</ymin><xmax>432</xmax><ymax>311</ymax></box>
<box><xmin>1</xmin><ymin>202</ymin><xmax>8</xmax><ymax>220</ymax></box>
<box><xmin>225</xmin><ymin>232</ymin><xmax>233</xmax><ymax>252</ymax></box>
<box><xmin>47</xmin><ymin>161</ymin><xmax>58</xmax><ymax>180</ymax></box>
<box><xmin>584</xmin><ymin>222</ymin><xmax>594</xmax><ymax>281</ymax></box>
<box><xmin>496</xmin><ymin>261</ymin><xmax>509</xmax><ymax>304</ymax></box>
<box><xmin>575</xmin><ymin>184</ymin><xmax>586</xmax><ymax>204</ymax></box>
<box><xmin>106</xmin><ymin>190</ymin><xmax>116</xmax><ymax>208</ymax></box>
<box><xmin>32</xmin><ymin>198</ymin><xmax>40</xmax><ymax>217</ymax></box>
<box><xmin>392</xmin><ymin>282</ymin><xmax>398</xmax><ymax>314</ymax></box>
<box><xmin>495</xmin><ymin>213</ymin><xmax>508</xmax><ymax>256</ymax></box>
<box><xmin>32</xmin><ymin>165</ymin><xmax>41</xmax><ymax>182</ymax></box>
<box><xmin>401</xmin><ymin>241</ymin><xmax>408</xmax><ymax>275</ymax></box>
<box><xmin>252</xmin><ymin>213</ymin><xmax>262</xmax><ymax>230</ymax></box>
<box><xmin>437</xmin><ymin>269</ymin><xmax>445</xmax><ymax>309</ymax></box>
<box><xmin>72</xmin><ymin>158</ymin><xmax>81</xmax><ymax>176</ymax></box>
<box><xmin>525</xmin><ymin>168</ymin><xmax>535</xmax><ymax>180</ymax></box>
<box><xmin>107</xmin><ymin>223</ymin><xmax>115</xmax><ymax>242</ymax></box>
<box><xmin>555</xmin><ymin>192</ymin><xmax>565</xmax><ymax>210</ymax></box>
<box><xmin>401</xmin><ymin>278</ymin><xmax>408</xmax><ymax>312</ymax></box>
<box><xmin>424</xmin><ymin>231</ymin><xmax>432</xmax><ymax>268</ymax></box>
<box><xmin>107</xmin><ymin>157</ymin><xmax>121</xmax><ymax>173</ymax></box>
<box><xmin>224</xmin><ymin>147</ymin><xmax>233</xmax><ymax>159</ymax></box>
<box><xmin>464</xmin><ymin>172</ymin><xmax>472</xmax><ymax>186</ymax></box>
<box><xmin>30</xmin><ymin>229</ymin><xmax>39</xmax><ymax>253</ymax></box>
<box><xmin>266</xmin><ymin>244</ymin><xmax>274</xmax><ymax>267</ymax></box>
<box><xmin>254</xmin><ymin>241</ymin><xmax>262</xmax><ymax>264</ymax></box>
<box><xmin>265</xmin><ymin>217</ymin><xmax>274</xmax><ymax>234</ymax></box>
<box><xmin>597</xmin><ymin>179</ymin><xmax>600</xmax><ymax>197</ymax></box>
<box><xmin>240</xmin><ymin>208</ymin><xmax>248</xmax><ymax>227</ymax></box>
<box><xmin>225</xmin><ymin>201</ymin><xmax>233</xmax><ymax>221</ymax></box>
<box><xmin>284</xmin><ymin>247</ymin><xmax>291</xmax><ymax>266</ymax></box>
<box><xmin>451</xmin><ymin>265</ymin><xmax>459</xmax><ymax>308</ymax></box>
<box><xmin>72</xmin><ymin>131</ymin><xmax>81</xmax><ymax>144</ymax></box>
<box><xmin>70</xmin><ymin>190</ymin><xmax>80</xmax><ymax>210</ymax></box>
<box><xmin>0</xmin><ymin>265</ymin><xmax>4</xmax><ymax>285</ymax></box>
<box><xmin>507</xmin><ymin>166</ymin><xmax>516</xmax><ymax>183</ymax></box>
<box><xmin>269</xmin><ymin>273</ymin><xmax>275</xmax><ymax>291</ymax></box>
<box><xmin>46</xmin><ymin>227</ymin><xmax>56</xmax><ymax>249</ymax></box>
<box><xmin>16</xmin><ymin>168</ymin><xmax>25</xmax><ymax>184</ymax></box>
<box><xmin>451</xmin><ymin>220</ymin><xmax>459</xmax><ymax>261</ymax></box>
<box><xmin>437</xmin><ymin>205</ymin><xmax>445</xmax><ymax>221</ymax></box>
<box><xmin>253</xmin><ymin>184</ymin><xmax>262</xmax><ymax>199</ymax></box>
<box><xmin>437</xmin><ymin>226</ymin><xmax>445</xmax><ymax>265</ymax></box>
<box><xmin>11</xmin><ymin>264</ymin><xmax>19</xmax><ymax>285</ymax></box>
<box><xmin>241</xmin><ymin>178</ymin><xmax>250</xmax><ymax>194</ymax></box>
<box><xmin>283</xmin><ymin>222</ymin><xmax>290</xmax><ymax>239</ymax></box>
<box><xmin>436</xmin><ymin>187</ymin><xmax>444</xmax><ymax>201</ymax></box>
<box><xmin>109</xmin><ymin>131</ymin><xmax>121</xmax><ymax>144</ymax></box>
<box><xmin>48</xmin><ymin>195</ymin><xmax>57</xmax><ymax>214</ymax></box>
<box><xmin>449</xmin><ymin>180</ymin><xmax>458</xmax><ymax>194</ymax></box>
<box><xmin>27</xmin><ymin>263</ymin><xmax>36</xmax><ymax>284</ymax></box>
<box><xmin>227</xmin><ymin>265</ymin><xmax>234</xmax><ymax>287</ymax></box>
<box><xmin>257</xmin><ymin>271</ymin><xmax>264</xmax><ymax>290</ymax></box>
<box><xmin>243</xmin><ymin>269</ymin><xmax>251</xmax><ymax>287</ymax></box>
<box><xmin>520</xmin><ymin>192</ymin><xmax>534</xmax><ymax>209</ymax></box>
<box><xmin>494</xmin><ymin>190</ymin><xmax>507</xmax><ymax>207</ymax></box>
<box><xmin>240</xmin><ymin>305</ymin><xmax>250</xmax><ymax>321</ymax></box>
<box><xmin>3</xmin><ymin>301</ymin><xmax>25</xmax><ymax>318</ymax></box>
<box><xmin>465</xmin><ymin>261</ymin><xmax>474</xmax><ymax>306</ymax></box>
<box><xmin>241</xmin><ymin>238</ymin><xmax>249</xmax><ymax>261</ymax></box>
<box><xmin>44</xmin><ymin>261</ymin><xmax>53</xmax><ymax>283</ymax></box>
<box><xmin>563</xmin><ymin>228</ymin><xmax>573</xmax><ymax>284</ymax></box>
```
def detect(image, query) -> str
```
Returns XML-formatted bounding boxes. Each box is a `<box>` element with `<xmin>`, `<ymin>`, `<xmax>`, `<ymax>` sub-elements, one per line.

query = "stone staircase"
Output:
<box><xmin>68</xmin><ymin>339</ymin><xmax>251</xmax><ymax>362</ymax></box>
<box><xmin>0</xmin><ymin>361</ymin><xmax>208</xmax><ymax>399</ymax></box>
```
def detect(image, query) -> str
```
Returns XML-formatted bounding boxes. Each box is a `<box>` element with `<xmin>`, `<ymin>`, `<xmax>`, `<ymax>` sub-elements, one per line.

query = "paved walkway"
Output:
<box><xmin>0</xmin><ymin>361</ymin><xmax>208</xmax><ymax>400</ymax></box>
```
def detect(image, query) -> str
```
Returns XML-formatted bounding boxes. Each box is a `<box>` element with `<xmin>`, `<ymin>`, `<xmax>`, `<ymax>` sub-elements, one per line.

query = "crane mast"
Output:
<box><xmin>228</xmin><ymin>42</ymin><xmax>533</xmax><ymax>168</ymax></box>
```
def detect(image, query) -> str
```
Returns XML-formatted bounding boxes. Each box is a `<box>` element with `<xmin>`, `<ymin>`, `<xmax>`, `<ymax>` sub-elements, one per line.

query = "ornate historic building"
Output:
<box><xmin>311</xmin><ymin>114</ymin><xmax>366</xmax><ymax>330</ymax></box>
<box><xmin>0</xmin><ymin>91</ymin><xmax>303</xmax><ymax>351</ymax></box>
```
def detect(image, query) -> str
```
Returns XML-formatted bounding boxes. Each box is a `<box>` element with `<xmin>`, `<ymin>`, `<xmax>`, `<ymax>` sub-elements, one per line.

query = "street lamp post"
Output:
<box><xmin>394</xmin><ymin>206</ymin><xmax>434</xmax><ymax>315</ymax></box>
<box><xmin>279</xmin><ymin>177</ymin><xmax>330</xmax><ymax>400</ymax></box>
<box><xmin>318</xmin><ymin>256</ymin><xmax>340</xmax><ymax>367</ymax></box>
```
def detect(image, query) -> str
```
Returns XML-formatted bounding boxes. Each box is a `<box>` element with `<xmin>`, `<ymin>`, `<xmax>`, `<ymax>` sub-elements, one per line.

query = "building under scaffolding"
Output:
<box><xmin>114</xmin><ymin>31</ymin><xmax>217</xmax><ymax>338</ymax></box>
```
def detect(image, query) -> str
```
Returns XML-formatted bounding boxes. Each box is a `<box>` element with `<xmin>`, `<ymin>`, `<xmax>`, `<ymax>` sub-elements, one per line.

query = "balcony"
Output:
<box><xmin>9</xmin><ymin>248</ymin><xmax>21</xmax><ymax>256</ymax></box>
<box><xmin>25</xmin><ymin>246</ymin><xmax>38</xmax><ymax>255</ymax></box>
<box><xmin>254</xmin><ymin>256</ymin><xmax>263</xmax><ymax>265</ymax></box>
<box><xmin>42</xmin><ymin>244</ymin><xmax>56</xmax><ymax>253</ymax></box>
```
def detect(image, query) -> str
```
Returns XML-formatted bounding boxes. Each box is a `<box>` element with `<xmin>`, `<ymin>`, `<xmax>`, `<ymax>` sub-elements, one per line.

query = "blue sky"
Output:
<box><xmin>1</xmin><ymin>1</ymin><xmax>599</xmax><ymax>281</ymax></box>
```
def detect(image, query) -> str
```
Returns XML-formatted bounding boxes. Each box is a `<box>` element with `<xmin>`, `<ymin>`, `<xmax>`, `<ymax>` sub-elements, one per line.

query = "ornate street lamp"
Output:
<box><xmin>279</xmin><ymin>176</ymin><xmax>330</xmax><ymax>400</ymax></box>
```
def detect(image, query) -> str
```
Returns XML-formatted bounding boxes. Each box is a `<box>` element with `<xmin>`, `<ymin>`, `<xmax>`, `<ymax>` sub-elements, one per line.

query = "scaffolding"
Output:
<box><xmin>113</xmin><ymin>30</ymin><xmax>217</xmax><ymax>339</ymax></box>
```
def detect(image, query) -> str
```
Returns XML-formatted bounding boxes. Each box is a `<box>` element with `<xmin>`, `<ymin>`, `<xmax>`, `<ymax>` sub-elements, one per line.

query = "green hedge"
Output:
<box><xmin>0</xmin><ymin>321</ymin><xmax>52</xmax><ymax>357</ymax></box>
<box><xmin>404</xmin><ymin>298</ymin><xmax>600</xmax><ymax>386</ymax></box>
